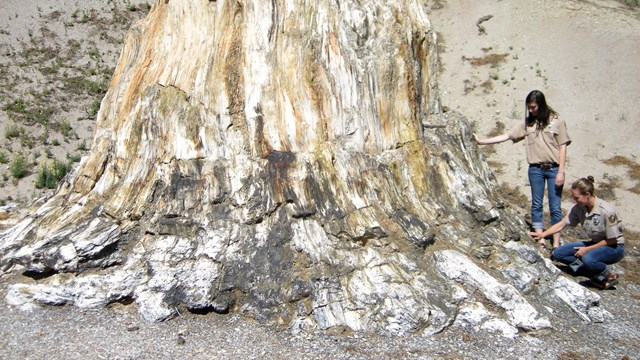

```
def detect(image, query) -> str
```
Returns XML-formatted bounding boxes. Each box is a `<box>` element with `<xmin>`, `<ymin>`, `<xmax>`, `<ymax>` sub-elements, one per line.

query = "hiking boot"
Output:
<box><xmin>601</xmin><ymin>272</ymin><xmax>619</xmax><ymax>290</ymax></box>
<box><xmin>593</xmin><ymin>272</ymin><xmax>619</xmax><ymax>290</ymax></box>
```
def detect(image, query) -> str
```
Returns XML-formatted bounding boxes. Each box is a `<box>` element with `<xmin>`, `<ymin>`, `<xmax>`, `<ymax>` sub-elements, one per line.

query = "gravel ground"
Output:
<box><xmin>1</xmin><ymin>260</ymin><xmax>639</xmax><ymax>360</ymax></box>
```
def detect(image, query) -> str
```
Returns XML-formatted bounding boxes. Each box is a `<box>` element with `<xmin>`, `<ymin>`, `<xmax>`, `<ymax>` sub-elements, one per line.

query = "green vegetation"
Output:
<box><xmin>3</xmin><ymin>99</ymin><xmax>54</xmax><ymax>125</ymax></box>
<box><xmin>9</xmin><ymin>153</ymin><xmax>29</xmax><ymax>179</ymax></box>
<box><xmin>0</xmin><ymin>150</ymin><xmax>8</xmax><ymax>164</ymax></box>
<box><xmin>63</xmin><ymin>76</ymin><xmax>108</xmax><ymax>96</ymax></box>
<box><xmin>19</xmin><ymin>131</ymin><xmax>34</xmax><ymax>149</ymax></box>
<box><xmin>67</xmin><ymin>152</ymin><xmax>82</xmax><ymax>163</ymax></box>
<box><xmin>0</xmin><ymin>4</ymin><xmax>147</xmax><ymax>200</ymax></box>
<box><xmin>34</xmin><ymin>159</ymin><xmax>72</xmax><ymax>189</ymax></box>
<box><xmin>87</xmin><ymin>98</ymin><xmax>101</xmax><ymax>118</ymax></box>
<box><xmin>5</xmin><ymin>123</ymin><xmax>23</xmax><ymax>139</ymax></box>
<box><xmin>59</xmin><ymin>119</ymin><xmax>75</xmax><ymax>139</ymax></box>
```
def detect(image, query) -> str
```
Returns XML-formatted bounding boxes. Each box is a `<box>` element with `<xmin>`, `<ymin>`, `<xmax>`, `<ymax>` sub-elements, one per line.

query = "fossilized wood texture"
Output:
<box><xmin>0</xmin><ymin>0</ymin><xmax>604</xmax><ymax>335</ymax></box>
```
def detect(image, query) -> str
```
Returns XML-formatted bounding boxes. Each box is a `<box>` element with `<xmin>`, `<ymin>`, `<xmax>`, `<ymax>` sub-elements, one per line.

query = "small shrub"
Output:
<box><xmin>60</xmin><ymin>119</ymin><xmax>73</xmax><ymax>138</ymax></box>
<box><xmin>34</xmin><ymin>159</ymin><xmax>71</xmax><ymax>189</ymax></box>
<box><xmin>39</xmin><ymin>131</ymin><xmax>49</xmax><ymax>145</ymax></box>
<box><xmin>88</xmin><ymin>47</ymin><xmax>100</xmax><ymax>61</ymax></box>
<box><xmin>20</xmin><ymin>132</ymin><xmax>34</xmax><ymax>149</ymax></box>
<box><xmin>0</xmin><ymin>151</ymin><xmax>8</xmax><ymax>164</ymax></box>
<box><xmin>67</xmin><ymin>152</ymin><xmax>81</xmax><ymax>163</ymax></box>
<box><xmin>9</xmin><ymin>153</ymin><xmax>29</xmax><ymax>179</ymax></box>
<box><xmin>77</xmin><ymin>139</ymin><xmax>88</xmax><ymax>151</ymax></box>
<box><xmin>87</xmin><ymin>98</ymin><xmax>101</xmax><ymax>118</ymax></box>
<box><xmin>4</xmin><ymin>123</ymin><xmax>22</xmax><ymax>139</ymax></box>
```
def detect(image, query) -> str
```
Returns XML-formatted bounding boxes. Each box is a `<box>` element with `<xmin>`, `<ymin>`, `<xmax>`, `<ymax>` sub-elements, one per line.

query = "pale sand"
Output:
<box><xmin>430</xmin><ymin>0</ymin><xmax>640</xmax><ymax>233</ymax></box>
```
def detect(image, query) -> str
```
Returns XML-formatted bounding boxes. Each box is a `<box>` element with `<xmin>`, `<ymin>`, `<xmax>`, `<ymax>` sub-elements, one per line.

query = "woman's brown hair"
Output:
<box><xmin>572</xmin><ymin>176</ymin><xmax>595</xmax><ymax>195</ymax></box>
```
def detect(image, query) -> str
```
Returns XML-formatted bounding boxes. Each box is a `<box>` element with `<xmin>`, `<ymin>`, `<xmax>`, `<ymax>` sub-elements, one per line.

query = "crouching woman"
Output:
<box><xmin>530</xmin><ymin>176</ymin><xmax>625</xmax><ymax>289</ymax></box>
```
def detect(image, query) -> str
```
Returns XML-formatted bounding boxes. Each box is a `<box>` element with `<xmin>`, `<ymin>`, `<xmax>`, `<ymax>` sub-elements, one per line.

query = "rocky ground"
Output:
<box><xmin>0</xmin><ymin>261</ymin><xmax>639</xmax><ymax>360</ymax></box>
<box><xmin>1</xmin><ymin>0</ymin><xmax>640</xmax><ymax>359</ymax></box>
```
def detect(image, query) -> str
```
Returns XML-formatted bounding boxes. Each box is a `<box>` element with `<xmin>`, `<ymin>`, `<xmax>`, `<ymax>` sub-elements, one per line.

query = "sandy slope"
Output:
<box><xmin>429</xmin><ymin>0</ymin><xmax>640</xmax><ymax>232</ymax></box>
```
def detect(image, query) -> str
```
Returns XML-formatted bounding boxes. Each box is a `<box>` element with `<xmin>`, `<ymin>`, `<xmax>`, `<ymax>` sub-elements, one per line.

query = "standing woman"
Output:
<box><xmin>474</xmin><ymin>90</ymin><xmax>571</xmax><ymax>250</ymax></box>
<box><xmin>531</xmin><ymin>176</ymin><xmax>624</xmax><ymax>289</ymax></box>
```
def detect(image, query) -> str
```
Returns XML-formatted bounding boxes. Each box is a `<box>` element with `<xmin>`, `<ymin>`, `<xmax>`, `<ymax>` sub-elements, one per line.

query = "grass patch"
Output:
<box><xmin>59</xmin><ymin>119</ymin><xmax>74</xmax><ymax>139</ymax></box>
<box><xmin>464</xmin><ymin>53</ymin><xmax>509</xmax><ymax>67</ymax></box>
<box><xmin>479</xmin><ymin>122</ymin><xmax>506</xmax><ymax>157</ymax></box>
<box><xmin>34</xmin><ymin>159</ymin><xmax>72</xmax><ymax>189</ymax></box>
<box><xmin>479</xmin><ymin>79</ymin><xmax>493</xmax><ymax>93</ymax></box>
<box><xmin>87</xmin><ymin>98</ymin><xmax>101</xmax><ymax>118</ymax></box>
<box><xmin>67</xmin><ymin>152</ymin><xmax>82</xmax><ymax>163</ymax></box>
<box><xmin>63</xmin><ymin>76</ymin><xmax>109</xmax><ymax>96</ymax></box>
<box><xmin>497</xmin><ymin>182</ymin><xmax>529</xmax><ymax>210</ymax></box>
<box><xmin>603</xmin><ymin>155</ymin><xmax>640</xmax><ymax>194</ymax></box>
<box><xmin>3</xmin><ymin>99</ymin><xmax>54</xmax><ymax>125</ymax></box>
<box><xmin>4</xmin><ymin>122</ymin><xmax>23</xmax><ymax>139</ymax></box>
<box><xmin>486</xmin><ymin>160</ymin><xmax>506</xmax><ymax>175</ymax></box>
<box><xmin>488</xmin><ymin>121</ymin><xmax>505</xmax><ymax>137</ymax></box>
<box><xmin>603</xmin><ymin>155</ymin><xmax>640</xmax><ymax>181</ymax></box>
<box><xmin>0</xmin><ymin>151</ymin><xmax>8</xmax><ymax>164</ymax></box>
<box><xmin>9</xmin><ymin>153</ymin><xmax>29</xmax><ymax>179</ymax></box>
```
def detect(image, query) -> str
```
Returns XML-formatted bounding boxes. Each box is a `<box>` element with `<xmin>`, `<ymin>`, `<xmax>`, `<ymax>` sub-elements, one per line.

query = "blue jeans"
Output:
<box><xmin>528</xmin><ymin>165</ymin><xmax>563</xmax><ymax>230</ymax></box>
<box><xmin>553</xmin><ymin>241</ymin><xmax>624</xmax><ymax>281</ymax></box>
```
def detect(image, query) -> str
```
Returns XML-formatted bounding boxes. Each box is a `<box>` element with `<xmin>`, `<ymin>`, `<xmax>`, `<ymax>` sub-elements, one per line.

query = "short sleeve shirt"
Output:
<box><xmin>564</xmin><ymin>197</ymin><xmax>625</xmax><ymax>244</ymax></box>
<box><xmin>506</xmin><ymin>117</ymin><xmax>571</xmax><ymax>164</ymax></box>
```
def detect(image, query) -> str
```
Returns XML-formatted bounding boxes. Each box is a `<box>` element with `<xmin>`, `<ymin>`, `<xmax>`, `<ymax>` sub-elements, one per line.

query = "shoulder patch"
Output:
<box><xmin>608</xmin><ymin>213</ymin><xmax>617</xmax><ymax>224</ymax></box>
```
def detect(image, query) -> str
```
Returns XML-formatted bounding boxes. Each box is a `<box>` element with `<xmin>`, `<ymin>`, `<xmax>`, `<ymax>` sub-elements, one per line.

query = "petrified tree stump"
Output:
<box><xmin>0</xmin><ymin>0</ymin><xmax>603</xmax><ymax>335</ymax></box>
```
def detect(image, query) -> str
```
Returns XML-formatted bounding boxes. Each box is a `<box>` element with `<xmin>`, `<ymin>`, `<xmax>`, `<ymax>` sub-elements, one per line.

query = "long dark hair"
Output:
<box><xmin>525</xmin><ymin>90</ymin><xmax>558</xmax><ymax>129</ymax></box>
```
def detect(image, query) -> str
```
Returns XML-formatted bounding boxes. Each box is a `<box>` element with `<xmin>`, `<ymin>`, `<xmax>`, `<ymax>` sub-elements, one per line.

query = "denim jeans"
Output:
<box><xmin>528</xmin><ymin>165</ymin><xmax>563</xmax><ymax>230</ymax></box>
<box><xmin>553</xmin><ymin>241</ymin><xmax>625</xmax><ymax>281</ymax></box>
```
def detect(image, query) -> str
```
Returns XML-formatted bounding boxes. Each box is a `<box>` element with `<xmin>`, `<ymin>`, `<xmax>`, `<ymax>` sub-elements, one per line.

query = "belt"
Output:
<box><xmin>530</xmin><ymin>162</ymin><xmax>559</xmax><ymax>170</ymax></box>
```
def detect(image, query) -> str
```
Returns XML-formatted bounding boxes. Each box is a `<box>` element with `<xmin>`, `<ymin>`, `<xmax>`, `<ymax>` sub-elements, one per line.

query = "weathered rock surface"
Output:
<box><xmin>0</xmin><ymin>0</ymin><xmax>605</xmax><ymax>335</ymax></box>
